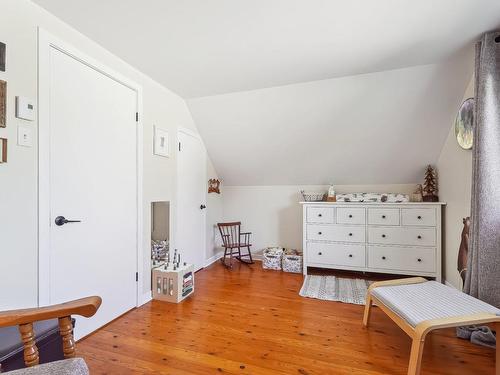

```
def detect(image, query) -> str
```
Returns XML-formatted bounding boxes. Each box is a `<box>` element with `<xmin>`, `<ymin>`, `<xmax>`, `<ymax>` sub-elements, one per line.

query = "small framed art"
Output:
<box><xmin>0</xmin><ymin>42</ymin><xmax>5</xmax><ymax>72</ymax></box>
<box><xmin>0</xmin><ymin>80</ymin><xmax>6</xmax><ymax>128</ymax></box>
<box><xmin>154</xmin><ymin>126</ymin><xmax>169</xmax><ymax>157</ymax></box>
<box><xmin>0</xmin><ymin>138</ymin><xmax>7</xmax><ymax>163</ymax></box>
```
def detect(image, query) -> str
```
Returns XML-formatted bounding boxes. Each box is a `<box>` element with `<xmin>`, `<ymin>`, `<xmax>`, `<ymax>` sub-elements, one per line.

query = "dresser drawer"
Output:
<box><xmin>368</xmin><ymin>245</ymin><xmax>436</xmax><ymax>273</ymax></box>
<box><xmin>401</xmin><ymin>208</ymin><xmax>436</xmax><ymax>226</ymax></box>
<box><xmin>307</xmin><ymin>206</ymin><xmax>335</xmax><ymax>223</ymax></box>
<box><xmin>308</xmin><ymin>242</ymin><xmax>365</xmax><ymax>267</ymax></box>
<box><xmin>368</xmin><ymin>227</ymin><xmax>435</xmax><ymax>246</ymax></box>
<box><xmin>368</xmin><ymin>208</ymin><xmax>400</xmax><ymax>225</ymax></box>
<box><xmin>307</xmin><ymin>224</ymin><xmax>366</xmax><ymax>243</ymax></box>
<box><xmin>337</xmin><ymin>207</ymin><xmax>366</xmax><ymax>224</ymax></box>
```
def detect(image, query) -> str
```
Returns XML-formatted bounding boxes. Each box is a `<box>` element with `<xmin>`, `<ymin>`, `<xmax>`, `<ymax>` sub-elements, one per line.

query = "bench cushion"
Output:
<box><xmin>371</xmin><ymin>281</ymin><xmax>500</xmax><ymax>327</ymax></box>
<box><xmin>5</xmin><ymin>358</ymin><xmax>89</xmax><ymax>375</ymax></box>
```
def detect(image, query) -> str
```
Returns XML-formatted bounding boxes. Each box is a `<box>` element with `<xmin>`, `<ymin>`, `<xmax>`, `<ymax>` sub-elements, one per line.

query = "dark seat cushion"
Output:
<box><xmin>0</xmin><ymin>319</ymin><xmax>61</xmax><ymax>368</ymax></box>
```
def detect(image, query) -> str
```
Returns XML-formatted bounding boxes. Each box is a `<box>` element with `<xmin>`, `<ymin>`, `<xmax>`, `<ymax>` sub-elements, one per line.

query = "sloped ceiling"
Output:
<box><xmin>32</xmin><ymin>0</ymin><xmax>500</xmax><ymax>185</ymax></box>
<box><xmin>188</xmin><ymin>59</ymin><xmax>473</xmax><ymax>185</ymax></box>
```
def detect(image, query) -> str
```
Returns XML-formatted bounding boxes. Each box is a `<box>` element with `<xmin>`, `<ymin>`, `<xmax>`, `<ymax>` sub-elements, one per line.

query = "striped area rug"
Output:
<box><xmin>299</xmin><ymin>275</ymin><xmax>372</xmax><ymax>305</ymax></box>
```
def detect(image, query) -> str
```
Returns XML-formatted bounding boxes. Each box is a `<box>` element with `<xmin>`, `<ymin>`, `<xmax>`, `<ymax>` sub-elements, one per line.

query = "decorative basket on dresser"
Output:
<box><xmin>301</xmin><ymin>202</ymin><xmax>445</xmax><ymax>282</ymax></box>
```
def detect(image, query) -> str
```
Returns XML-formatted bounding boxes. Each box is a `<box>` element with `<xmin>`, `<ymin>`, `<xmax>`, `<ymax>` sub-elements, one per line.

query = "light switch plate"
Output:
<box><xmin>17</xmin><ymin>125</ymin><xmax>32</xmax><ymax>147</ymax></box>
<box><xmin>15</xmin><ymin>96</ymin><xmax>35</xmax><ymax>121</ymax></box>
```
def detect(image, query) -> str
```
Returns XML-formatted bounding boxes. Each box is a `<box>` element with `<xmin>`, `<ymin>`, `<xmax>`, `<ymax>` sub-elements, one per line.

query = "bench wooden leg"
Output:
<box><xmin>363</xmin><ymin>293</ymin><xmax>373</xmax><ymax>327</ymax></box>
<box><xmin>407</xmin><ymin>333</ymin><xmax>426</xmax><ymax>375</ymax></box>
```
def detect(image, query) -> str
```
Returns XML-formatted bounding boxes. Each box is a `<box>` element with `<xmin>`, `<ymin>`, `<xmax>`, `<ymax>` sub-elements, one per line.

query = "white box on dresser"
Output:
<box><xmin>301</xmin><ymin>202</ymin><xmax>445</xmax><ymax>282</ymax></box>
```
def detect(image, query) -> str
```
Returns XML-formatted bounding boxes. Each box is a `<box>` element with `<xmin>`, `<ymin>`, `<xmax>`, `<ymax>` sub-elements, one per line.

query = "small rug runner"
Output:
<box><xmin>299</xmin><ymin>275</ymin><xmax>372</xmax><ymax>305</ymax></box>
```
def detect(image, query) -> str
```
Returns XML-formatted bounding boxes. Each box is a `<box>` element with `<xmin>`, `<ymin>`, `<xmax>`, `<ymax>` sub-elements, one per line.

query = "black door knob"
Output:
<box><xmin>382</xmin><ymin>215</ymin><xmax>386</xmax><ymax>219</ymax></box>
<box><xmin>348</xmin><ymin>254</ymin><xmax>353</xmax><ymax>258</ymax></box>
<box><xmin>382</xmin><ymin>234</ymin><xmax>386</xmax><ymax>238</ymax></box>
<box><xmin>54</xmin><ymin>216</ymin><xmax>81</xmax><ymax>226</ymax></box>
<box><xmin>348</xmin><ymin>233</ymin><xmax>353</xmax><ymax>236</ymax></box>
<box><xmin>417</xmin><ymin>258</ymin><xmax>422</xmax><ymax>262</ymax></box>
<box><xmin>382</xmin><ymin>256</ymin><xmax>386</xmax><ymax>260</ymax></box>
<box><xmin>318</xmin><ymin>213</ymin><xmax>322</xmax><ymax>217</ymax></box>
<box><xmin>417</xmin><ymin>235</ymin><xmax>422</xmax><ymax>239</ymax></box>
<box><xmin>417</xmin><ymin>215</ymin><xmax>422</xmax><ymax>219</ymax></box>
<box><xmin>318</xmin><ymin>252</ymin><xmax>322</xmax><ymax>255</ymax></box>
<box><xmin>318</xmin><ymin>232</ymin><xmax>322</xmax><ymax>235</ymax></box>
<box><xmin>348</xmin><ymin>214</ymin><xmax>353</xmax><ymax>218</ymax></box>
<box><xmin>200</xmin><ymin>204</ymin><xmax>206</xmax><ymax>210</ymax></box>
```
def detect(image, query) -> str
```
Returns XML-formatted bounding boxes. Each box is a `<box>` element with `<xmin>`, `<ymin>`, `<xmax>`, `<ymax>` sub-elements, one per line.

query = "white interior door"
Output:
<box><xmin>41</xmin><ymin>40</ymin><xmax>139</xmax><ymax>339</ymax></box>
<box><xmin>177</xmin><ymin>130</ymin><xmax>207</xmax><ymax>271</ymax></box>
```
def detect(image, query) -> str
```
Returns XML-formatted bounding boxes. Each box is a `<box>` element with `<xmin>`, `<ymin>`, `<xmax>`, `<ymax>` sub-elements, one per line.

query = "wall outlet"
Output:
<box><xmin>17</xmin><ymin>125</ymin><xmax>32</xmax><ymax>147</ymax></box>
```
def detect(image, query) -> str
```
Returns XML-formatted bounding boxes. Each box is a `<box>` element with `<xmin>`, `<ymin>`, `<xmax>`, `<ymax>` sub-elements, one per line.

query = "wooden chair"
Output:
<box><xmin>0</xmin><ymin>296</ymin><xmax>101</xmax><ymax>371</ymax></box>
<box><xmin>217</xmin><ymin>222</ymin><xmax>254</xmax><ymax>268</ymax></box>
<box><xmin>363</xmin><ymin>277</ymin><xmax>500</xmax><ymax>375</ymax></box>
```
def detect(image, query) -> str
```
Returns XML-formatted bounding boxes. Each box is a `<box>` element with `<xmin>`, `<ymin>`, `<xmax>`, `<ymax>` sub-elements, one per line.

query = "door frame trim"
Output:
<box><xmin>37</xmin><ymin>28</ymin><xmax>144</xmax><ymax>308</ymax></box>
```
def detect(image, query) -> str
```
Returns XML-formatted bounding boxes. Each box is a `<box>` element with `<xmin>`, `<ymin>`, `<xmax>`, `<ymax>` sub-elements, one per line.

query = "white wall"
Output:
<box><xmin>0</xmin><ymin>0</ymin><xmax>204</xmax><ymax>309</ymax></box>
<box><xmin>437</xmin><ymin>77</ymin><xmax>474</xmax><ymax>289</ymax></box>
<box><xmin>223</xmin><ymin>184</ymin><xmax>415</xmax><ymax>254</ymax></box>
<box><xmin>205</xmin><ymin>157</ymin><xmax>224</xmax><ymax>263</ymax></box>
<box><xmin>189</xmin><ymin>58</ymin><xmax>473</xmax><ymax>186</ymax></box>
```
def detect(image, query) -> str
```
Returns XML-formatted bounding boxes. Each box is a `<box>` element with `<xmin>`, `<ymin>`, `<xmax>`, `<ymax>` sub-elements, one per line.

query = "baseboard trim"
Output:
<box><xmin>138</xmin><ymin>291</ymin><xmax>152</xmax><ymax>306</ymax></box>
<box><xmin>205</xmin><ymin>251</ymin><xmax>224</xmax><ymax>267</ymax></box>
<box><xmin>252</xmin><ymin>254</ymin><xmax>263</xmax><ymax>261</ymax></box>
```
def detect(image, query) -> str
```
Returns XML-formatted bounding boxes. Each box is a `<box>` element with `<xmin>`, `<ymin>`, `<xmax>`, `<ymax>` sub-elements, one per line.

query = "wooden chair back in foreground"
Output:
<box><xmin>0</xmin><ymin>296</ymin><xmax>101</xmax><ymax>368</ymax></box>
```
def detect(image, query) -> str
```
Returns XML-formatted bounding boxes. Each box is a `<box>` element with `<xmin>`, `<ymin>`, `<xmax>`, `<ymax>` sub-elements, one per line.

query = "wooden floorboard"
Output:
<box><xmin>78</xmin><ymin>262</ymin><xmax>496</xmax><ymax>374</ymax></box>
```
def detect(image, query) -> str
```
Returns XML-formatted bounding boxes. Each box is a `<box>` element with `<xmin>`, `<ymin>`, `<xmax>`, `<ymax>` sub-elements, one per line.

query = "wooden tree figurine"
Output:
<box><xmin>422</xmin><ymin>165</ymin><xmax>438</xmax><ymax>202</ymax></box>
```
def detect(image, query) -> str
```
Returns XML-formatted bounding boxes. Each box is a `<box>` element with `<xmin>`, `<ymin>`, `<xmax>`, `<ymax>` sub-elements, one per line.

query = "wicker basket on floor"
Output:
<box><xmin>282</xmin><ymin>249</ymin><xmax>303</xmax><ymax>273</ymax></box>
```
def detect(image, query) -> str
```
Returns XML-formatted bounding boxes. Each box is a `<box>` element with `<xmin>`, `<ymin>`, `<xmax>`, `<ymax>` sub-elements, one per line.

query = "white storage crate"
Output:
<box><xmin>282</xmin><ymin>249</ymin><xmax>303</xmax><ymax>273</ymax></box>
<box><xmin>262</xmin><ymin>247</ymin><xmax>284</xmax><ymax>270</ymax></box>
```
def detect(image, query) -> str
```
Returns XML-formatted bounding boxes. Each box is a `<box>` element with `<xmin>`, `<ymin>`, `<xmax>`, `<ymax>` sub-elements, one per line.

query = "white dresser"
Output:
<box><xmin>301</xmin><ymin>202</ymin><xmax>444</xmax><ymax>281</ymax></box>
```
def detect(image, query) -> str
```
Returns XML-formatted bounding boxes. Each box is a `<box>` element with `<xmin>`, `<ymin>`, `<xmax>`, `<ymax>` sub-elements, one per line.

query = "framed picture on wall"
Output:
<box><xmin>0</xmin><ymin>42</ymin><xmax>5</xmax><ymax>72</ymax></box>
<box><xmin>0</xmin><ymin>80</ymin><xmax>6</xmax><ymax>128</ymax></box>
<box><xmin>154</xmin><ymin>126</ymin><xmax>169</xmax><ymax>157</ymax></box>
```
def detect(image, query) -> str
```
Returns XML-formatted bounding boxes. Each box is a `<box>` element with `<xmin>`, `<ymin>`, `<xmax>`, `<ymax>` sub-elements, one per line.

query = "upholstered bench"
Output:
<box><xmin>4</xmin><ymin>358</ymin><xmax>89</xmax><ymax>375</ymax></box>
<box><xmin>363</xmin><ymin>277</ymin><xmax>500</xmax><ymax>375</ymax></box>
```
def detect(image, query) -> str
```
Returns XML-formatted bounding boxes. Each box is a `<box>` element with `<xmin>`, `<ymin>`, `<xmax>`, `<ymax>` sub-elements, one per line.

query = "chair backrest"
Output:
<box><xmin>217</xmin><ymin>222</ymin><xmax>241</xmax><ymax>247</ymax></box>
<box><xmin>0</xmin><ymin>296</ymin><xmax>101</xmax><ymax>369</ymax></box>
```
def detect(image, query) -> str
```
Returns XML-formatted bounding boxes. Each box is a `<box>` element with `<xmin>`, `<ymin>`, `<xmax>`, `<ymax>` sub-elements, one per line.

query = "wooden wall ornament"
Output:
<box><xmin>208</xmin><ymin>179</ymin><xmax>220</xmax><ymax>194</ymax></box>
<box><xmin>0</xmin><ymin>80</ymin><xmax>6</xmax><ymax>128</ymax></box>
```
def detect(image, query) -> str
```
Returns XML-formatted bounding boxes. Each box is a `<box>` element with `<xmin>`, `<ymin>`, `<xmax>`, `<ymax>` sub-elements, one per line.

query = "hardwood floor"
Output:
<box><xmin>78</xmin><ymin>262</ymin><xmax>496</xmax><ymax>374</ymax></box>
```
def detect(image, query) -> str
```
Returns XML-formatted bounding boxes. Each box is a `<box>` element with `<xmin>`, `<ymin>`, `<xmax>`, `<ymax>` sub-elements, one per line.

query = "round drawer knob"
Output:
<box><xmin>382</xmin><ymin>215</ymin><xmax>386</xmax><ymax>219</ymax></box>
<box><xmin>418</xmin><ymin>215</ymin><xmax>422</xmax><ymax>219</ymax></box>
<box><xmin>417</xmin><ymin>235</ymin><xmax>422</xmax><ymax>239</ymax></box>
<box><xmin>417</xmin><ymin>258</ymin><xmax>422</xmax><ymax>262</ymax></box>
<box><xmin>348</xmin><ymin>214</ymin><xmax>353</xmax><ymax>218</ymax></box>
<box><xmin>348</xmin><ymin>254</ymin><xmax>353</xmax><ymax>258</ymax></box>
<box><xmin>382</xmin><ymin>256</ymin><xmax>386</xmax><ymax>260</ymax></box>
<box><xmin>318</xmin><ymin>252</ymin><xmax>322</xmax><ymax>255</ymax></box>
<box><xmin>348</xmin><ymin>233</ymin><xmax>353</xmax><ymax>236</ymax></box>
<box><xmin>318</xmin><ymin>232</ymin><xmax>322</xmax><ymax>235</ymax></box>
<box><xmin>382</xmin><ymin>234</ymin><xmax>386</xmax><ymax>238</ymax></box>
<box><xmin>318</xmin><ymin>214</ymin><xmax>322</xmax><ymax>217</ymax></box>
